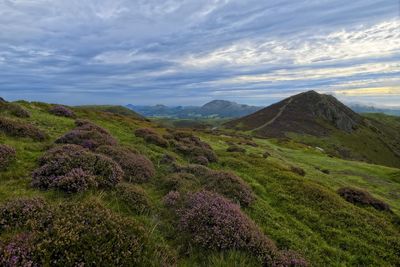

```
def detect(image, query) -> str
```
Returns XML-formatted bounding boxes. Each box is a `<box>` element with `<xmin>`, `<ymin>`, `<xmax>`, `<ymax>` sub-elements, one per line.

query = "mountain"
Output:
<box><xmin>226</xmin><ymin>90</ymin><xmax>400</xmax><ymax>168</ymax></box>
<box><xmin>127</xmin><ymin>100</ymin><xmax>262</xmax><ymax>119</ymax></box>
<box><xmin>350</xmin><ymin>104</ymin><xmax>400</xmax><ymax>116</ymax></box>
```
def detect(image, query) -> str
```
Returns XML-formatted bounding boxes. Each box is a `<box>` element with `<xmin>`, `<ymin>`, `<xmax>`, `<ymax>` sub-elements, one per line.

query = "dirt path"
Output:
<box><xmin>252</xmin><ymin>98</ymin><xmax>293</xmax><ymax>131</ymax></box>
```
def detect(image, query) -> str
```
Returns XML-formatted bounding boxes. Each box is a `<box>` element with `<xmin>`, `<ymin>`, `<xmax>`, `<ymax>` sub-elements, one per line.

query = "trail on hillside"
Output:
<box><xmin>252</xmin><ymin>98</ymin><xmax>293</xmax><ymax>132</ymax></box>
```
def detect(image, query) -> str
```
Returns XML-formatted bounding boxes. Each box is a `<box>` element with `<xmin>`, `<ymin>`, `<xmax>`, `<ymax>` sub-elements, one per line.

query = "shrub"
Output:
<box><xmin>170</xmin><ymin>131</ymin><xmax>218</xmax><ymax>163</ymax></box>
<box><xmin>191</xmin><ymin>156</ymin><xmax>209</xmax><ymax>166</ymax></box>
<box><xmin>290</xmin><ymin>166</ymin><xmax>306</xmax><ymax>176</ymax></box>
<box><xmin>0</xmin><ymin>233</ymin><xmax>38</xmax><ymax>267</ymax></box>
<box><xmin>0</xmin><ymin>103</ymin><xmax>31</xmax><ymax>118</ymax></box>
<box><xmin>162</xmin><ymin>173</ymin><xmax>200</xmax><ymax>192</ymax></box>
<box><xmin>227</xmin><ymin>145</ymin><xmax>246</xmax><ymax>153</ymax></box>
<box><xmin>34</xmin><ymin>201</ymin><xmax>174</xmax><ymax>266</ymax></box>
<box><xmin>179</xmin><ymin>191</ymin><xmax>278</xmax><ymax>264</ymax></box>
<box><xmin>163</xmin><ymin>191</ymin><xmax>181</xmax><ymax>208</ymax></box>
<box><xmin>56</xmin><ymin>120</ymin><xmax>117</xmax><ymax>150</ymax></box>
<box><xmin>202</xmin><ymin>170</ymin><xmax>255</xmax><ymax>207</ymax></box>
<box><xmin>0</xmin><ymin>117</ymin><xmax>46</xmax><ymax>141</ymax></box>
<box><xmin>274</xmin><ymin>250</ymin><xmax>309</xmax><ymax>267</ymax></box>
<box><xmin>160</xmin><ymin>154</ymin><xmax>176</xmax><ymax>164</ymax></box>
<box><xmin>96</xmin><ymin>145</ymin><xmax>155</xmax><ymax>183</ymax></box>
<box><xmin>51</xmin><ymin>168</ymin><xmax>97</xmax><ymax>194</ymax></box>
<box><xmin>49</xmin><ymin>105</ymin><xmax>75</xmax><ymax>118</ymax></box>
<box><xmin>337</xmin><ymin>187</ymin><xmax>391</xmax><ymax>211</ymax></box>
<box><xmin>263</xmin><ymin>151</ymin><xmax>272</xmax><ymax>158</ymax></box>
<box><xmin>32</xmin><ymin>145</ymin><xmax>123</xmax><ymax>191</ymax></box>
<box><xmin>0</xmin><ymin>144</ymin><xmax>16</xmax><ymax>170</ymax></box>
<box><xmin>135</xmin><ymin>128</ymin><xmax>169</xmax><ymax>148</ymax></box>
<box><xmin>116</xmin><ymin>183</ymin><xmax>151</xmax><ymax>214</ymax></box>
<box><xmin>0</xmin><ymin>197</ymin><xmax>49</xmax><ymax>232</ymax></box>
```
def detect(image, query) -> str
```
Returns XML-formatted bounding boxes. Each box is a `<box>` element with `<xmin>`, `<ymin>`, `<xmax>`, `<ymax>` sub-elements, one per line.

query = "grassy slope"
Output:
<box><xmin>0</xmin><ymin>102</ymin><xmax>399</xmax><ymax>266</ymax></box>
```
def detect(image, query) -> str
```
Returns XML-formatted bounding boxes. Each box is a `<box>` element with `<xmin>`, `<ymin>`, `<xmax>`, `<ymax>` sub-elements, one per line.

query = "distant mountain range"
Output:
<box><xmin>349</xmin><ymin>104</ymin><xmax>400</xmax><ymax>116</ymax></box>
<box><xmin>127</xmin><ymin>100</ymin><xmax>262</xmax><ymax>118</ymax></box>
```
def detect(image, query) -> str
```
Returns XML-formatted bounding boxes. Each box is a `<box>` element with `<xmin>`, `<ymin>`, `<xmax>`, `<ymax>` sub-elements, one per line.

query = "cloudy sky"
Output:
<box><xmin>0</xmin><ymin>0</ymin><xmax>399</xmax><ymax>107</ymax></box>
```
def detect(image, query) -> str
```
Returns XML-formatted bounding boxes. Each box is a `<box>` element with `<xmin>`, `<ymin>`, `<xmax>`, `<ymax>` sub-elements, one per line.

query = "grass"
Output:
<box><xmin>0</xmin><ymin>101</ymin><xmax>399</xmax><ymax>266</ymax></box>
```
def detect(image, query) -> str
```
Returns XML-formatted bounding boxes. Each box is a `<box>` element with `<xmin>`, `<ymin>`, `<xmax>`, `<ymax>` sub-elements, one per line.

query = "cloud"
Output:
<box><xmin>0</xmin><ymin>0</ymin><xmax>398</xmax><ymax>106</ymax></box>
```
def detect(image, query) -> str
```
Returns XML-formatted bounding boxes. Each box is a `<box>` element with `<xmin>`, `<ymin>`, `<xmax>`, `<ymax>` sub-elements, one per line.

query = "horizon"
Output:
<box><xmin>0</xmin><ymin>1</ymin><xmax>399</xmax><ymax>106</ymax></box>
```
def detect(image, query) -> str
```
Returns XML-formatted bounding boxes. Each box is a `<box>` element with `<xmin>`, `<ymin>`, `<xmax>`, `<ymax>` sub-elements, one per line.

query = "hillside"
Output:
<box><xmin>0</xmin><ymin>99</ymin><xmax>399</xmax><ymax>266</ymax></box>
<box><xmin>226</xmin><ymin>91</ymin><xmax>400</xmax><ymax>168</ymax></box>
<box><xmin>350</xmin><ymin>104</ymin><xmax>400</xmax><ymax>116</ymax></box>
<box><xmin>127</xmin><ymin>100</ymin><xmax>262</xmax><ymax>119</ymax></box>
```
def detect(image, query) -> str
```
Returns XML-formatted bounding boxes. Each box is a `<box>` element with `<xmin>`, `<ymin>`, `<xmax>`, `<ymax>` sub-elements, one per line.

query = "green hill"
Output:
<box><xmin>0</xmin><ymin>100</ymin><xmax>399</xmax><ymax>266</ymax></box>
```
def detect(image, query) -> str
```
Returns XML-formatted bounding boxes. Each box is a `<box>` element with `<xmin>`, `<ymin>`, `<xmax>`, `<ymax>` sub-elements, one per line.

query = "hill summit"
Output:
<box><xmin>226</xmin><ymin>90</ymin><xmax>364</xmax><ymax>137</ymax></box>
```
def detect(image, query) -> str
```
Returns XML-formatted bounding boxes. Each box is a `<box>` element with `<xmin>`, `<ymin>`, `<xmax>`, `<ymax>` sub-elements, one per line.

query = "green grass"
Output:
<box><xmin>0</xmin><ymin>101</ymin><xmax>399</xmax><ymax>266</ymax></box>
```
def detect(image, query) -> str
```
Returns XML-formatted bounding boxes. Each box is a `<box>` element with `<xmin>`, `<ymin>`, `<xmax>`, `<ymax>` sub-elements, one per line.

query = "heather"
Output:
<box><xmin>0</xmin><ymin>144</ymin><xmax>16</xmax><ymax>170</ymax></box>
<box><xmin>96</xmin><ymin>145</ymin><xmax>155</xmax><ymax>183</ymax></box>
<box><xmin>0</xmin><ymin>233</ymin><xmax>38</xmax><ymax>267</ymax></box>
<box><xmin>227</xmin><ymin>145</ymin><xmax>246</xmax><ymax>153</ymax></box>
<box><xmin>56</xmin><ymin>119</ymin><xmax>117</xmax><ymax>149</ymax></box>
<box><xmin>49</xmin><ymin>105</ymin><xmax>76</xmax><ymax>118</ymax></box>
<box><xmin>337</xmin><ymin>187</ymin><xmax>391</xmax><ymax>211</ymax></box>
<box><xmin>0</xmin><ymin>102</ymin><xmax>31</xmax><ymax>118</ymax></box>
<box><xmin>115</xmin><ymin>183</ymin><xmax>152</xmax><ymax>214</ymax></box>
<box><xmin>32</xmin><ymin>144</ymin><xmax>123</xmax><ymax>191</ymax></box>
<box><xmin>135</xmin><ymin>128</ymin><xmax>169</xmax><ymax>147</ymax></box>
<box><xmin>0</xmin><ymin>117</ymin><xmax>47</xmax><ymax>141</ymax></box>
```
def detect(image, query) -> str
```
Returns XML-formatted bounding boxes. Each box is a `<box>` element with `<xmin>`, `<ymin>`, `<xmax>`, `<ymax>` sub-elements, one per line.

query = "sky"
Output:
<box><xmin>0</xmin><ymin>0</ymin><xmax>399</xmax><ymax>107</ymax></box>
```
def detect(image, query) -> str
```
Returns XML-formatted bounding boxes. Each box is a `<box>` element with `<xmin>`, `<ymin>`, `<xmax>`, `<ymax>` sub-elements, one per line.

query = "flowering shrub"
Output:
<box><xmin>0</xmin><ymin>197</ymin><xmax>49</xmax><ymax>232</ymax></box>
<box><xmin>191</xmin><ymin>156</ymin><xmax>209</xmax><ymax>166</ymax></box>
<box><xmin>227</xmin><ymin>145</ymin><xmax>246</xmax><ymax>153</ymax></box>
<box><xmin>0</xmin><ymin>103</ymin><xmax>31</xmax><ymax>118</ymax></box>
<box><xmin>179</xmin><ymin>191</ymin><xmax>278</xmax><ymax>264</ymax></box>
<box><xmin>96</xmin><ymin>145</ymin><xmax>155</xmax><ymax>183</ymax></box>
<box><xmin>163</xmin><ymin>173</ymin><xmax>200</xmax><ymax>193</ymax></box>
<box><xmin>160</xmin><ymin>153</ymin><xmax>176</xmax><ymax>164</ymax></box>
<box><xmin>338</xmin><ymin>187</ymin><xmax>391</xmax><ymax>211</ymax></box>
<box><xmin>56</xmin><ymin>120</ymin><xmax>117</xmax><ymax>150</ymax></box>
<box><xmin>32</xmin><ymin>144</ymin><xmax>123</xmax><ymax>191</ymax></box>
<box><xmin>0</xmin><ymin>233</ymin><xmax>38</xmax><ymax>267</ymax></box>
<box><xmin>274</xmin><ymin>250</ymin><xmax>309</xmax><ymax>267</ymax></box>
<box><xmin>0</xmin><ymin>117</ymin><xmax>47</xmax><ymax>141</ymax></box>
<box><xmin>203</xmin><ymin>170</ymin><xmax>255</xmax><ymax>207</ymax></box>
<box><xmin>134</xmin><ymin>128</ymin><xmax>169</xmax><ymax>147</ymax></box>
<box><xmin>170</xmin><ymin>131</ymin><xmax>218</xmax><ymax>163</ymax></box>
<box><xmin>163</xmin><ymin>191</ymin><xmax>181</xmax><ymax>208</ymax></box>
<box><xmin>0</xmin><ymin>144</ymin><xmax>16</xmax><ymax>170</ymax></box>
<box><xmin>116</xmin><ymin>183</ymin><xmax>152</xmax><ymax>214</ymax></box>
<box><xmin>51</xmin><ymin>168</ymin><xmax>97</xmax><ymax>194</ymax></box>
<box><xmin>49</xmin><ymin>105</ymin><xmax>76</xmax><ymax>118</ymax></box>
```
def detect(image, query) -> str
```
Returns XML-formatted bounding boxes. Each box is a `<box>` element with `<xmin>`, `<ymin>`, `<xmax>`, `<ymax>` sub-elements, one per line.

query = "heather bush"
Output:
<box><xmin>263</xmin><ymin>151</ymin><xmax>272</xmax><ymax>158</ymax></box>
<box><xmin>163</xmin><ymin>172</ymin><xmax>200</xmax><ymax>193</ymax></box>
<box><xmin>51</xmin><ymin>168</ymin><xmax>97</xmax><ymax>194</ymax></box>
<box><xmin>135</xmin><ymin>128</ymin><xmax>169</xmax><ymax>148</ymax></box>
<box><xmin>0</xmin><ymin>144</ymin><xmax>16</xmax><ymax>170</ymax></box>
<box><xmin>274</xmin><ymin>250</ymin><xmax>309</xmax><ymax>267</ymax></box>
<box><xmin>116</xmin><ymin>183</ymin><xmax>152</xmax><ymax>214</ymax></box>
<box><xmin>179</xmin><ymin>191</ymin><xmax>278</xmax><ymax>264</ymax></box>
<box><xmin>338</xmin><ymin>187</ymin><xmax>391</xmax><ymax>211</ymax></box>
<box><xmin>227</xmin><ymin>145</ymin><xmax>246</xmax><ymax>153</ymax></box>
<box><xmin>163</xmin><ymin>191</ymin><xmax>181</xmax><ymax>208</ymax></box>
<box><xmin>32</xmin><ymin>145</ymin><xmax>123</xmax><ymax>191</ymax></box>
<box><xmin>202</xmin><ymin>170</ymin><xmax>255</xmax><ymax>207</ymax></box>
<box><xmin>170</xmin><ymin>131</ymin><xmax>218</xmax><ymax>163</ymax></box>
<box><xmin>56</xmin><ymin>120</ymin><xmax>117</xmax><ymax>150</ymax></box>
<box><xmin>49</xmin><ymin>105</ymin><xmax>75</xmax><ymax>118</ymax></box>
<box><xmin>0</xmin><ymin>117</ymin><xmax>46</xmax><ymax>141</ymax></box>
<box><xmin>160</xmin><ymin>153</ymin><xmax>176</xmax><ymax>164</ymax></box>
<box><xmin>34</xmin><ymin>201</ymin><xmax>174</xmax><ymax>266</ymax></box>
<box><xmin>0</xmin><ymin>233</ymin><xmax>38</xmax><ymax>267</ymax></box>
<box><xmin>191</xmin><ymin>155</ymin><xmax>209</xmax><ymax>166</ymax></box>
<box><xmin>290</xmin><ymin>166</ymin><xmax>306</xmax><ymax>176</ymax></box>
<box><xmin>96</xmin><ymin>145</ymin><xmax>155</xmax><ymax>183</ymax></box>
<box><xmin>0</xmin><ymin>197</ymin><xmax>49</xmax><ymax>232</ymax></box>
<box><xmin>0</xmin><ymin>102</ymin><xmax>31</xmax><ymax>118</ymax></box>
